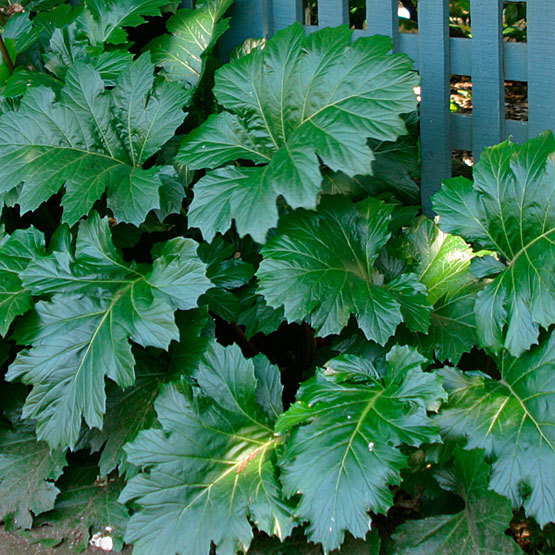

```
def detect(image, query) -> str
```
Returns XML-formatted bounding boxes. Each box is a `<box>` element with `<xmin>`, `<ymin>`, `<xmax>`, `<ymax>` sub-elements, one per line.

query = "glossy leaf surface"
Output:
<box><xmin>122</xmin><ymin>342</ymin><xmax>294</xmax><ymax>555</ymax></box>
<box><xmin>179</xmin><ymin>24</ymin><xmax>419</xmax><ymax>242</ymax></box>
<box><xmin>0</xmin><ymin>54</ymin><xmax>188</xmax><ymax>225</ymax></box>
<box><xmin>7</xmin><ymin>213</ymin><xmax>210</xmax><ymax>449</ymax></box>
<box><xmin>276</xmin><ymin>346</ymin><xmax>446</xmax><ymax>551</ymax></box>
<box><xmin>258</xmin><ymin>196</ymin><xmax>431</xmax><ymax>342</ymax></box>
<box><xmin>150</xmin><ymin>0</ymin><xmax>232</xmax><ymax>94</ymax></box>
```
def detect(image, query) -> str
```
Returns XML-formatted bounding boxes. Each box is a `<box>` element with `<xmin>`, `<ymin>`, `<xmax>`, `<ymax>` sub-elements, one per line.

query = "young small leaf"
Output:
<box><xmin>149</xmin><ymin>0</ymin><xmax>232</xmax><ymax>96</ymax></box>
<box><xmin>433</xmin><ymin>132</ymin><xmax>555</xmax><ymax>356</ymax></box>
<box><xmin>400</xmin><ymin>218</ymin><xmax>486</xmax><ymax>363</ymax></box>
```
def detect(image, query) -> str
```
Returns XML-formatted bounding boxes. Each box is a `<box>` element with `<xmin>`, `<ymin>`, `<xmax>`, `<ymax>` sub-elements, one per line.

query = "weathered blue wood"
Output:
<box><xmin>451</xmin><ymin>114</ymin><xmax>472</xmax><ymax>151</ymax></box>
<box><xmin>219</xmin><ymin>0</ymin><xmax>272</xmax><ymax>60</ymax></box>
<box><xmin>449</xmin><ymin>38</ymin><xmax>527</xmax><ymax>81</ymax></box>
<box><xmin>272</xmin><ymin>0</ymin><xmax>302</xmax><ymax>31</ymax></box>
<box><xmin>527</xmin><ymin>0</ymin><xmax>555</xmax><ymax>137</ymax></box>
<box><xmin>418</xmin><ymin>0</ymin><xmax>451</xmax><ymax>215</ymax></box>
<box><xmin>504</xmin><ymin>42</ymin><xmax>527</xmax><ymax>81</ymax></box>
<box><xmin>506</xmin><ymin>119</ymin><xmax>529</xmax><ymax>144</ymax></box>
<box><xmin>451</xmin><ymin>114</ymin><xmax>529</xmax><ymax>151</ymax></box>
<box><xmin>317</xmin><ymin>0</ymin><xmax>349</xmax><ymax>27</ymax></box>
<box><xmin>471</xmin><ymin>0</ymin><xmax>505</xmax><ymax>159</ymax></box>
<box><xmin>366</xmin><ymin>0</ymin><xmax>400</xmax><ymax>51</ymax></box>
<box><xmin>179</xmin><ymin>0</ymin><xmax>193</xmax><ymax>7</ymax></box>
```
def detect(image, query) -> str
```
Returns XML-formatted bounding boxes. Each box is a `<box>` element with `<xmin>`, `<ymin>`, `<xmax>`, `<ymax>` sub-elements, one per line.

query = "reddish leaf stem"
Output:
<box><xmin>0</xmin><ymin>32</ymin><xmax>14</xmax><ymax>74</ymax></box>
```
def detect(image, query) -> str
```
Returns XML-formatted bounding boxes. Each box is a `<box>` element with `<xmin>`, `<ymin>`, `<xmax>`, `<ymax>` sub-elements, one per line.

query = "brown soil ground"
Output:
<box><xmin>0</xmin><ymin>525</ymin><xmax>133</xmax><ymax>555</ymax></box>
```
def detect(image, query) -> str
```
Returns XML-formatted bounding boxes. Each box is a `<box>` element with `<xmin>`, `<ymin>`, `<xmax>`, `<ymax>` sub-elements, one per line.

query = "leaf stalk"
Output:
<box><xmin>0</xmin><ymin>32</ymin><xmax>14</xmax><ymax>74</ymax></box>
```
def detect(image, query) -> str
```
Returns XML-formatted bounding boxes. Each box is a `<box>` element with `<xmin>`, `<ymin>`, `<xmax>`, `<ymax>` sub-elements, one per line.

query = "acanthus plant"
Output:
<box><xmin>0</xmin><ymin>1</ymin><xmax>553</xmax><ymax>554</ymax></box>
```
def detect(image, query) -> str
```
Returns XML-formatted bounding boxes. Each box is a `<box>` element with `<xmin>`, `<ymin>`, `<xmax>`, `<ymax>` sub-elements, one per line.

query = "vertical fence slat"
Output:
<box><xmin>418</xmin><ymin>0</ymin><xmax>451</xmax><ymax>215</ymax></box>
<box><xmin>470</xmin><ymin>0</ymin><xmax>505</xmax><ymax>159</ymax></box>
<box><xmin>317</xmin><ymin>0</ymin><xmax>349</xmax><ymax>27</ymax></box>
<box><xmin>273</xmin><ymin>0</ymin><xmax>303</xmax><ymax>31</ymax></box>
<box><xmin>366</xmin><ymin>0</ymin><xmax>400</xmax><ymax>51</ymax></box>
<box><xmin>527</xmin><ymin>0</ymin><xmax>555</xmax><ymax>137</ymax></box>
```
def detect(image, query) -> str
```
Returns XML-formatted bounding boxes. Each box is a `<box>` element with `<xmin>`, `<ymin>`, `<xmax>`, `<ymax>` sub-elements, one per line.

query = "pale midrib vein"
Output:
<box><xmin>68</xmin><ymin>278</ymin><xmax>142</xmax><ymax>402</ymax></box>
<box><xmin>500</xmin><ymin>379</ymin><xmax>554</xmax><ymax>452</ymax></box>
<box><xmin>331</xmin><ymin>389</ymin><xmax>384</xmax><ymax>517</ymax></box>
<box><xmin>13</xmin><ymin>141</ymin><xmax>128</xmax><ymax>166</ymax></box>
<box><xmin>173</xmin><ymin>437</ymin><xmax>278</xmax><ymax>517</ymax></box>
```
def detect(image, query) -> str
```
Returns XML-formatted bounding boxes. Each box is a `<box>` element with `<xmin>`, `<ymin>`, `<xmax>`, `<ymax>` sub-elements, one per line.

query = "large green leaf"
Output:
<box><xmin>433</xmin><ymin>132</ymin><xmax>555</xmax><ymax>356</ymax></box>
<box><xmin>0</xmin><ymin>226</ymin><xmax>46</xmax><ymax>337</ymax></box>
<box><xmin>178</xmin><ymin>23</ymin><xmax>419</xmax><ymax>242</ymax></box>
<box><xmin>391</xmin><ymin>447</ymin><xmax>520</xmax><ymax>554</ymax></box>
<box><xmin>149</xmin><ymin>0</ymin><xmax>232</xmax><ymax>95</ymax></box>
<box><xmin>322</xmin><ymin>114</ymin><xmax>420</xmax><ymax>205</ymax></box>
<box><xmin>437</xmin><ymin>332</ymin><xmax>555</xmax><ymax>526</ymax></box>
<box><xmin>0</xmin><ymin>428</ymin><xmax>66</xmax><ymax>529</ymax></box>
<box><xmin>76</xmin><ymin>0</ymin><xmax>168</xmax><ymax>46</ymax></box>
<box><xmin>276</xmin><ymin>346</ymin><xmax>447</xmax><ymax>552</ymax></box>
<box><xmin>0</xmin><ymin>54</ymin><xmax>188</xmax><ymax>225</ymax></box>
<box><xmin>257</xmin><ymin>196</ymin><xmax>431</xmax><ymax>342</ymax></box>
<box><xmin>83</xmin><ymin>309</ymin><xmax>213</xmax><ymax>478</ymax></box>
<box><xmin>400</xmin><ymin>218</ymin><xmax>486</xmax><ymax>363</ymax></box>
<box><xmin>6</xmin><ymin>213</ymin><xmax>210</xmax><ymax>449</ymax></box>
<box><xmin>121</xmin><ymin>342</ymin><xmax>295</xmax><ymax>555</ymax></box>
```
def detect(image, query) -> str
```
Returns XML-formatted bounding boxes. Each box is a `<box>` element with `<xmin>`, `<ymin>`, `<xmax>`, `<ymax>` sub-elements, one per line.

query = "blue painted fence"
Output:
<box><xmin>215</xmin><ymin>0</ymin><xmax>555</xmax><ymax>211</ymax></box>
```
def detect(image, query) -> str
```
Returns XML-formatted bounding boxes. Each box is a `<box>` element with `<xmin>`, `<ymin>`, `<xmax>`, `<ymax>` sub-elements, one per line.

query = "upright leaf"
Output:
<box><xmin>400</xmin><ymin>218</ymin><xmax>486</xmax><ymax>363</ymax></box>
<box><xmin>277</xmin><ymin>346</ymin><xmax>447</xmax><ymax>552</ymax></box>
<box><xmin>0</xmin><ymin>54</ymin><xmax>188</xmax><ymax>225</ymax></box>
<box><xmin>178</xmin><ymin>24</ymin><xmax>419</xmax><ymax>242</ymax></box>
<box><xmin>76</xmin><ymin>0</ymin><xmax>168</xmax><ymax>46</ymax></box>
<box><xmin>437</xmin><ymin>332</ymin><xmax>555</xmax><ymax>526</ymax></box>
<box><xmin>433</xmin><ymin>132</ymin><xmax>555</xmax><ymax>356</ymax></box>
<box><xmin>121</xmin><ymin>342</ymin><xmax>294</xmax><ymax>555</ymax></box>
<box><xmin>7</xmin><ymin>213</ymin><xmax>210</xmax><ymax>449</ymax></box>
<box><xmin>258</xmin><ymin>196</ymin><xmax>431</xmax><ymax>342</ymax></box>
<box><xmin>391</xmin><ymin>447</ymin><xmax>521</xmax><ymax>554</ymax></box>
<box><xmin>149</xmin><ymin>0</ymin><xmax>232</xmax><ymax>97</ymax></box>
